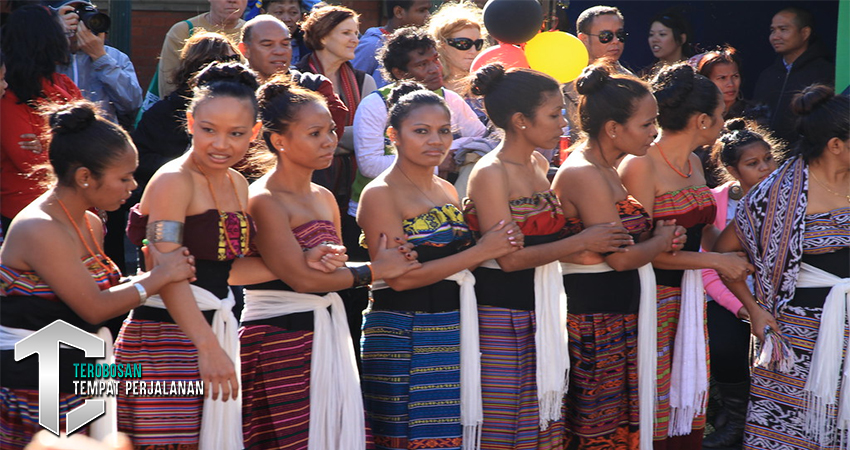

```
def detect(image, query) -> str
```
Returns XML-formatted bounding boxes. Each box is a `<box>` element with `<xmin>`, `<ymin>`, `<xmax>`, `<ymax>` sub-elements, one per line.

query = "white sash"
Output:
<box><xmin>372</xmin><ymin>270</ymin><xmax>483</xmax><ymax>450</ymax></box>
<box><xmin>667</xmin><ymin>269</ymin><xmax>707</xmax><ymax>436</ymax></box>
<box><xmin>480</xmin><ymin>259</ymin><xmax>569</xmax><ymax>430</ymax></box>
<box><xmin>799</xmin><ymin>262</ymin><xmax>850</xmax><ymax>449</ymax></box>
<box><xmin>242</xmin><ymin>289</ymin><xmax>365</xmax><ymax>450</ymax></box>
<box><xmin>560</xmin><ymin>262</ymin><xmax>657</xmax><ymax>450</ymax></box>
<box><xmin>143</xmin><ymin>285</ymin><xmax>242</xmax><ymax>450</ymax></box>
<box><xmin>0</xmin><ymin>324</ymin><xmax>116</xmax><ymax>440</ymax></box>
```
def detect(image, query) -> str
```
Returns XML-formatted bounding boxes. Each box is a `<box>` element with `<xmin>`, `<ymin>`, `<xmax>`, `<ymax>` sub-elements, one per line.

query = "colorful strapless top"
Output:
<box><xmin>292</xmin><ymin>220</ymin><xmax>341</xmax><ymax>250</ymax></box>
<box><xmin>653</xmin><ymin>185</ymin><xmax>717</xmax><ymax>230</ymax></box>
<box><xmin>464</xmin><ymin>190</ymin><xmax>568</xmax><ymax>237</ymax></box>
<box><xmin>127</xmin><ymin>204</ymin><xmax>256</xmax><ymax>262</ymax></box>
<box><xmin>562</xmin><ymin>195</ymin><xmax>653</xmax><ymax>237</ymax></box>
<box><xmin>1</xmin><ymin>254</ymin><xmax>119</xmax><ymax>302</ymax></box>
<box><xmin>803</xmin><ymin>207</ymin><xmax>850</xmax><ymax>255</ymax></box>
<box><xmin>402</xmin><ymin>204</ymin><xmax>471</xmax><ymax>247</ymax></box>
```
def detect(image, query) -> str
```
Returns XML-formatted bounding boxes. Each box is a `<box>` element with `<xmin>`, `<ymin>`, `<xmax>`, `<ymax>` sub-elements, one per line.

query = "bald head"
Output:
<box><xmin>239</xmin><ymin>15</ymin><xmax>293</xmax><ymax>80</ymax></box>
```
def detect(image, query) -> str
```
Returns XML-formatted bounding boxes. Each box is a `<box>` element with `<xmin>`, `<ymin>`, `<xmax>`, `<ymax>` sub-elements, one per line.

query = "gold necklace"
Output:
<box><xmin>397</xmin><ymin>166</ymin><xmax>441</xmax><ymax>207</ymax></box>
<box><xmin>810</xmin><ymin>170</ymin><xmax>850</xmax><ymax>203</ymax></box>
<box><xmin>192</xmin><ymin>157</ymin><xmax>250</xmax><ymax>258</ymax></box>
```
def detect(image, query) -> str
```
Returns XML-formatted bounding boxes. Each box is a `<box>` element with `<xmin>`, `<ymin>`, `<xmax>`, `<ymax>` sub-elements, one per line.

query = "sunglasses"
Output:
<box><xmin>586</xmin><ymin>29</ymin><xmax>628</xmax><ymax>44</ymax></box>
<box><xmin>445</xmin><ymin>37</ymin><xmax>484</xmax><ymax>51</ymax></box>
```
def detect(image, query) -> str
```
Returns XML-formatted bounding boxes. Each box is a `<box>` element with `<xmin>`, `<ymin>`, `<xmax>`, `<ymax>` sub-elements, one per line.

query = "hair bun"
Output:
<box><xmin>48</xmin><ymin>102</ymin><xmax>97</xmax><ymax>135</ymax></box>
<box><xmin>387</xmin><ymin>80</ymin><xmax>427</xmax><ymax>106</ymax></box>
<box><xmin>724</xmin><ymin>118</ymin><xmax>746</xmax><ymax>132</ymax></box>
<box><xmin>470</xmin><ymin>63</ymin><xmax>506</xmax><ymax>96</ymax></box>
<box><xmin>192</xmin><ymin>61</ymin><xmax>260</xmax><ymax>91</ymax></box>
<box><xmin>258</xmin><ymin>73</ymin><xmax>297</xmax><ymax>101</ymax></box>
<box><xmin>652</xmin><ymin>63</ymin><xmax>695</xmax><ymax>110</ymax></box>
<box><xmin>575</xmin><ymin>64</ymin><xmax>611</xmax><ymax>96</ymax></box>
<box><xmin>791</xmin><ymin>84</ymin><xmax>834</xmax><ymax>117</ymax></box>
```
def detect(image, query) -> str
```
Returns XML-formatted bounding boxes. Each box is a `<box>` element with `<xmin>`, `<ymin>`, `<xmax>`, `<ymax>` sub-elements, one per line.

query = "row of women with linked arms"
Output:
<box><xmin>1</xmin><ymin>55</ymin><xmax>848</xmax><ymax>450</ymax></box>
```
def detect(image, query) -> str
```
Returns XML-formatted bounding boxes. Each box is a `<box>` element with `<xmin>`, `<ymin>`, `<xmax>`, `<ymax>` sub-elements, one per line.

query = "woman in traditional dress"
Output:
<box><xmin>701</xmin><ymin>119</ymin><xmax>778</xmax><ymax>449</ymax></box>
<box><xmin>357</xmin><ymin>81</ymin><xmax>522</xmax><ymax>450</ymax></box>
<box><xmin>240</xmin><ymin>75</ymin><xmax>418</xmax><ymax>450</ymax></box>
<box><xmin>115</xmin><ymin>62</ymin><xmax>269</xmax><ymax>449</ymax></box>
<box><xmin>462</xmin><ymin>64</ymin><xmax>634</xmax><ymax>449</ymax></box>
<box><xmin>0</xmin><ymin>101</ymin><xmax>194</xmax><ymax>449</ymax></box>
<box><xmin>553</xmin><ymin>63</ymin><xmax>685</xmax><ymax>450</ymax></box>
<box><xmin>714</xmin><ymin>85</ymin><xmax>850</xmax><ymax>450</ymax></box>
<box><xmin>618</xmin><ymin>63</ymin><xmax>754</xmax><ymax>449</ymax></box>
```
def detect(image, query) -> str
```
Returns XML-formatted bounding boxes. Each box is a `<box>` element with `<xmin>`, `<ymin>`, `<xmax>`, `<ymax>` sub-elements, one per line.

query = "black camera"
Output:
<box><xmin>72</xmin><ymin>3</ymin><xmax>111</xmax><ymax>35</ymax></box>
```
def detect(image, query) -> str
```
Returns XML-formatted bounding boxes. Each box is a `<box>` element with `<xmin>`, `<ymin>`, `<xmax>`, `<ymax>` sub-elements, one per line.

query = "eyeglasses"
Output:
<box><xmin>445</xmin><ymin>37</ymin><xmax>484</xmax><ymax>51</ymax></box>
<box><xmin>586</xmin><ymin>29</ymin><xmax>628</xmax><ymax>44</ymax></box>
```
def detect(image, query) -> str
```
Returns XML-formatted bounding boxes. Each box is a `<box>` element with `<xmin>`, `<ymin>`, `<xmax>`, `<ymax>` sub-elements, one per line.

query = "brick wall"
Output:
<box><xmin>130</xmin><ymin>1</ymin><xmax>383</xmax><ymax>90</ymax></box>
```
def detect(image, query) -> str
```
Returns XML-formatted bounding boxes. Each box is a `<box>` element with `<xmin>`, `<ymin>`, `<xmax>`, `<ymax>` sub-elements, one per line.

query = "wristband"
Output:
<box><xmin>133</xmin><ymin>283</ymin><xmax>148</xmax><ymax>306</ymax></box>
<box><xmin>348</xmin><ymin>264</ymin><xmax>373</xmax><ymax>288</ymax></box>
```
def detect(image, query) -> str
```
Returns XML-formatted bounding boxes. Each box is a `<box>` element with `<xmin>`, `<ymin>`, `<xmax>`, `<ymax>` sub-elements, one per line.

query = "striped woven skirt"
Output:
<box><xmin>477</xmin><ymin>305</ymin><xmax>565</xmax><ymax>450</ymax></box>
<box><xmin>652</xmin><ymin>285</ymin><xmax>707</xmax><ymax>449</ymax></box>
<box><xmin>564</xmin><ymin>312</ymin><xmax>639</xmax><ymax>450</ymax></box>
<box><xmin>0</xmin><ymin>388</ymin><xmax>86</xmax><ymax>449</ymax></box>
<box><xmin>361</xmin><ymin>309</ymin><xmax>462</xmax><ymax>450</ymax></box>
<box><xmin>240</xmin><ymin>324</ymin><xmax>312</xmax><ymax>450</ymax></box>
<box><xmin>114</xmin><ymin>318</ymin><xmax>203</xmax><ymax>449</ymax></box>
<box><xmin>744</xmin><ymin>303</ymin><xmax>846</xmax><ymax>450</ymax></box>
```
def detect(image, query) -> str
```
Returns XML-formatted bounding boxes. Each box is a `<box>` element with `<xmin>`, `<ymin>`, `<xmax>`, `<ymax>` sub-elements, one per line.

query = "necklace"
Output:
<box><xmin>192</xmin><ymin>157</ymin><xmax>250</xmax><ymax>258</ymax></box>
<box><xmin>54</xmin><ymin>192</ymin><xmax>116</xmax><ymax>274</ymax></box>
<box><xmin>656</xmin><ymin>142</ymin><xmax>692</xmax><ymax>178</ymax></box>
<box><xmin>810</xmin><ymin>170</ymin><xmax>850</xmax><ymax>203</ymax></box>
<box><xmin>398</xmin><ymin>166</ymin><xmax>442</xmax><ymax>207</ymax></box>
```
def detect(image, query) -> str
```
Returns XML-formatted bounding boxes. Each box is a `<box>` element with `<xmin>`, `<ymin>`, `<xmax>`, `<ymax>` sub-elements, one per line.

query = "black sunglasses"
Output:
<box><xmin>586</xmin><ymin>29</ymin><xmax>628</xmax><ymax>44</ymax></box>
<box><xmin>445</xmin><ymin>37</ymin><xmax>484</xmax><ymax>51</ymax></box>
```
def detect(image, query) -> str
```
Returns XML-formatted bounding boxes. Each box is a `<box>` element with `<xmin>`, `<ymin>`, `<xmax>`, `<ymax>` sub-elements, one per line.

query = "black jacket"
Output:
<box><xmin>753</xmin><ymin>41</ymin><xmax>834</xmax><ymax>146</ymax></box>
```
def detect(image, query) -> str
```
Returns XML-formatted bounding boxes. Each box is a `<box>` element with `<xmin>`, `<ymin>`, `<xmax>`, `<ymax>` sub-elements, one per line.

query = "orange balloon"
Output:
<box><xmin>471</xmin><ymin>44</ymin><xmax>529</xmax><ymax>72</ymax></box>
<box><xmin>525</xmin><ymin>31</ymin><xmax>588</xmax><ymax>83</ymax></box>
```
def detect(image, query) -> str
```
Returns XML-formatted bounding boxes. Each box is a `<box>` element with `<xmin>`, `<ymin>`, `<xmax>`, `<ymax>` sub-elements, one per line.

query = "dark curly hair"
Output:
<box><xmin>46</xmin><ymin>100</ymin><xmax>134</xmax><ymax>187</ymax></box>
<box><xmin>2</xmin><ymin>5</ymin><xmax>70</xmax><ymax>105</ymax></box>
<box><xmin>791</xmin><ymin>84</ymin><xmax>850</xmax><ymax>162</ymax></box>
<box><xmin>379</xmin><ymin>26</ymin><xmax>436</xmax><ymax>82</ymax></box>
<box><xmin>188</xmin><ymin>62</ymin><xmax>261</xmax><ymax>120</ymax></box>
<box><xmin>470</xmin><ymin>64</ymin><xmax>560</xmax><ymax>131</ymax></box>
<box><xmin>651</xmin><ymin>63</ymin><xmax>720</xmax><ymax>131</ymax></box>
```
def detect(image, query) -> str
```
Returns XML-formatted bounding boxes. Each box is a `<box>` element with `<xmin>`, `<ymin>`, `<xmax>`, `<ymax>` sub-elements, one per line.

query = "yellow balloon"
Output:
<box><xmin>525</xmin><ymin>31</ymin><xmax>588</xmax><ymax>83</ymax></box>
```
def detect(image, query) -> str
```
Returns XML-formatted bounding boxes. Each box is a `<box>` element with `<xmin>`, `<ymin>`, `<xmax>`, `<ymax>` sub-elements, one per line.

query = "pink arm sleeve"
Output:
<box><xmin>703</xmin><ymin>268</ymin><xmax>744</xmax><ymax>316</ymax></box>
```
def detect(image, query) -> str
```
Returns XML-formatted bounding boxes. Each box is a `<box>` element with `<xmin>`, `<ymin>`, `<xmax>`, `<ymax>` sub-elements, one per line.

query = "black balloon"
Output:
<box><xmin>483</xmin><ymin>0</ymin><xmax>543</xmax><ymax>45</ymax></box>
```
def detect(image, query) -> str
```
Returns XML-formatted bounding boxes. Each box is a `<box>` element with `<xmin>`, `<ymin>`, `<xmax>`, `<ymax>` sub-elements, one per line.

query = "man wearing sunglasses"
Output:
<box><xmin>576</xmin><ymin>5</ymin><xmax>628</xmax><ymax>68</ymax></box>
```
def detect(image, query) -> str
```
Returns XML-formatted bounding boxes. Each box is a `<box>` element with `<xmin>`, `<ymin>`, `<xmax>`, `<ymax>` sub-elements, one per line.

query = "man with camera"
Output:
<box><xmin>56</xmin><ymin>0</ymin><xmax>142</xmax><ymax>128</ymax></box>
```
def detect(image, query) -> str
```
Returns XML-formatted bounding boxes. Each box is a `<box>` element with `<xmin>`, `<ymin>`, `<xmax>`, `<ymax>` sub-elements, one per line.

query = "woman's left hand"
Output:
<box><xmin>305</xmin><ymin>243</ymin><xmax>348</xmax><ymax>273</ymax></box>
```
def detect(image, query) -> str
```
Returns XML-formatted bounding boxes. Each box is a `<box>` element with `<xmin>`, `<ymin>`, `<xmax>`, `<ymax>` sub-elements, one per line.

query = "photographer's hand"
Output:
<box><xmin>77</xmin><ymin>21</ymin><xmax>107</xmax><ymax>60</ymax></box>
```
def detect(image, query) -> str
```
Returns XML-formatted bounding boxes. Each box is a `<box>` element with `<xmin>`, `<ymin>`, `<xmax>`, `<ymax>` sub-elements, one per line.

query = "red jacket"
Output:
<box><xmin>1</xmin><ymin>73</ymin><xmax>82</xmax><ymax>219</ymax></box>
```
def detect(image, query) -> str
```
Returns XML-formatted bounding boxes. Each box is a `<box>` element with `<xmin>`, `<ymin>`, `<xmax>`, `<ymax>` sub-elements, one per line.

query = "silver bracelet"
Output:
<box><xmin>133</xmin><ymin>283</ymin><xmax>148</xmax><ymax>306</ymax></box>
<box><xmin>146</xmin><ymin>220</ymin><xmax>184</xmax><ymax>244</ymax></box>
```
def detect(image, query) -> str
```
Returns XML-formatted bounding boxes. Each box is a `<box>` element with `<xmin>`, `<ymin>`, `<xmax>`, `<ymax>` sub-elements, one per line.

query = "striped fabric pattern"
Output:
<box><xmin>564</xmin><ymin>312</ymin><xmax>640</xmax><ymax>449</ymax></box>
<box><xmin>476</xmin><ymin>305</ymin><xmax>564</xmax><ymax>450</ymax></box>
<box><xmin>653</xmin><ymin>186</ymin><xmax>717</xmax><ymax>229</ymax></box>
<box><xmin>291</xmin><ymin>220</ymin><xmax>342</xmax><ymax>249</ymax></box>
<box><xmin>801</xmin><ymin>207</ymin><xmax>850</xmax><ymax>254</ymax></box>
<box><xmin>240</xmin><ymin>325</ymin><xmax>313</xmax><ymax>450</ymax></box>
<box><xmin>362</xmin><ymin>310</ymin><xmax>463</xmax><ymax>450</ymax></box>
<box><xmin>115</xmin><ymin>319</ymin><xmax>204</xmax><ymax>448</ymax></box>
<box><xmin>0</xmin><ymin>255</ymin><xmax>118</xmax><ymax>300</ymax></box>
<box><xmin>1</xmin><ymin>388</ymin><xmax>87</xmax><ymax>450</ymax></box>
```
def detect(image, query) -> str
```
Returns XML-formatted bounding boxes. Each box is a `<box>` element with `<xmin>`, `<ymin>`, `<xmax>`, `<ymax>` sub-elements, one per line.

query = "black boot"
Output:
<box><xmin>703</xmin><ymin>381</ymin><xmax>750</xmax><ymax>448</ymax></box>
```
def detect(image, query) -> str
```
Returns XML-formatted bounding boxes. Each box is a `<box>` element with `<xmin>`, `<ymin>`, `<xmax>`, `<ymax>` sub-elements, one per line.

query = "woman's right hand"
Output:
<box><xmin>145</xmin><ymin>245</ymin><xmax>196</xmax><ymax>283</ymax></box>
<box><xmin>579</xmin><ymin>222</ymin><xmax>634</xmax><ymax>253</ymax></box>
<box><xmin>477</xmin><ymin>219</ymin><xmax>524</xmax><ymax>259</ymax></box>
<box><xmin>305</xmin><ymin>244</ymin><xmax>348</xmax><ymax>273</ymax></box>
<box><xmin>197</xmin><ymin>345</ymin><xmax>239</xmax><ymax>401</ymax></box>
<box><xmin>748</xmin><ymin>305</ymin><xmax>780</xmax><ymax>342</ymax></box>
<box><xmin>715</xmin><ymin>252</ymin><xmax>755</xmax><ymax>282</ymax></box>
<box><xmin>370</xmin><ymin>234</ymin><xmax>422</xmax><ymax>280</ymax></box>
